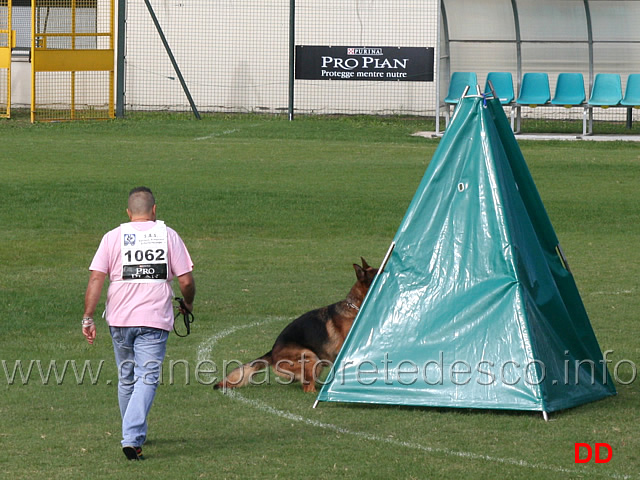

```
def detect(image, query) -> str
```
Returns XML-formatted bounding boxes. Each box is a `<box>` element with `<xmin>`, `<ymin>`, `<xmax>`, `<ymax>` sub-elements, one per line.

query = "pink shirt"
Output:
<box><xmin>89</xmin><ymin>221</ymin><xmax>194</xmax><ymax>331</ymax></box>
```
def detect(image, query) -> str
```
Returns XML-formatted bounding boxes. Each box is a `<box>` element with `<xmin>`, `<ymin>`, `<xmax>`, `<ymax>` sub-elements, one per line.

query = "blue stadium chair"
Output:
<box><xmin>551</xmin><ymin>73</ymin><xmax>586</xmax><ymax>135</ymax></box>
<box><xmin>621</xmin><ymin>73</ymin><xmax>640</xmax><ymax>108</ymax></box>
<box><xmin>551</xmin><ymin>73</ymin><xmax>586</xmax><ymax>107</ymax></box>
<box><xmin>514</xmin><ymin>73</ymin><xmax>551</xmax><ymax>133</ymax></box>
<box><xmin>444</xmin><ymin>72</ymin><xmax>477</xmax><ymax>104</ymax></box>
<box><xmin>484</xmin><ymin>72</ymin><xmax>515</xmax><ymax>105</ymax></box>
<box><xmin>585</xmin><ymin>74</ymin><xmax>623</xmax><ymax>135</ymax></box>
<box><xmin>442</xmin><ymin>72</ymin><xmax>477</xmax><ymax>128</ymax></box>
<box><xmin>516</xmin><ymin>73</ymin><xmax>551</xmax><ymax>107</ymax></box>
<box><xmin>485</xmin><ymin>72</ymin><xmax>515</xmax><ymax>130</ymax></box>
<box><xmin>588</xmin><ymin>73</ymin><xmax>622</xmax><ymax>107</ymax></box>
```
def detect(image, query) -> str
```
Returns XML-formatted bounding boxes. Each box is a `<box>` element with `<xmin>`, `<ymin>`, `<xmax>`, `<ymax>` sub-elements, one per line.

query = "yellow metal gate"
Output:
<box><xmin>0</xmin><ymin>0</ymin><xmax>14</xmax><ymax>118</ymax></box>
<box><xmin>31</xmin><ymin>0</ymin><xmax>114</xmax><ymax>122</ymax></box>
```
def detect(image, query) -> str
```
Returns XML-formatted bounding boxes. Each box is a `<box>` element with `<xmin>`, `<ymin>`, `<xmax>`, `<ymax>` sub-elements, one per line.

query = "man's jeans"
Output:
<box><xmin>110</xmin><ymin>326</ymin><xmax>169</xmax><ymax>448</ymax></box>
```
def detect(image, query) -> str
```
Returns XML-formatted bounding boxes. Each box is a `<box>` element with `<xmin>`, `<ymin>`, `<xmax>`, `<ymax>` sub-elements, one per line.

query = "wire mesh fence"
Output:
<box><xmin>124</xmin><ymin>0</ymin><xmax>439</xmax><ymax>116</ymax></box>
<box><xmin>34</xmin><ymin>70</ymin><xmax>112</xmax><ymax>120</ymax></box>
<box><xmin>3</xmin><ymin>0</ymin><xmax>640</xmax><ymax>128</ymax></box>
<box><xmin>124</xmin><ymin>0</ymin><xmax>291</xmax><ymax>114</ymax></box>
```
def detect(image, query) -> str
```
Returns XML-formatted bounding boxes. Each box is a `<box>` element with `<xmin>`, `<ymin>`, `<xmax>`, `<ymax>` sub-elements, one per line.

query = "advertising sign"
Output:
<box><xmin>295</xmin><ymin>46</ymin><xmax>434</xmax><ymax>82</ymax></box>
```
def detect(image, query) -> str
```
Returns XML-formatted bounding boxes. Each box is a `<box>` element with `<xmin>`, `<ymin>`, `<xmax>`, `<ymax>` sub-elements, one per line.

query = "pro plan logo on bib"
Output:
<box><xmin>121</xmin><ymin>221</ymin><xmax>168</xmax><ymax>282</ymax></box>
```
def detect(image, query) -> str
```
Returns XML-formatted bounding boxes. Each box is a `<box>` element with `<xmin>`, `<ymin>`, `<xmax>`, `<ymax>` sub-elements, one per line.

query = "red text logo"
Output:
<box><xmin>574</xmin><ymin>443</ymin><xmax>613</xmax><ymax>463</ymax></box>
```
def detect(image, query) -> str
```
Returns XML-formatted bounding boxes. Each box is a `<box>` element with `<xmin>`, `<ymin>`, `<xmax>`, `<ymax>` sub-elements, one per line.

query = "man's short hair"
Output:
<box><xmin>128</xmin><ymin>186</ymin><xmax>155</xmax><ymax>214</ymax></box>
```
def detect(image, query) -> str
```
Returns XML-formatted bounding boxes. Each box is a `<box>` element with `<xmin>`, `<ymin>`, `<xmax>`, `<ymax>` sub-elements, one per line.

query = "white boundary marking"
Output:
<box><xmin>413</xmin><ymin>131</ymin><xmax>640</xmax><ymax>143</ymax></box>
<box><xmin>192</xmin><ymin>122</ymin><xmax>264</xmax><ymax>141</ymax></box>
<box><xmin>199</xmin><ymin>320</ymin><xmax>634</xmax><ymax>480</ymax></box>
<box><xmin>589</xmin><ymin>289</ymin><xmax>633</xmax><ymax>296</ymax></box>
<box><xmin>196</xmin><ymin>317</ymin><xmax>285</xmax><ymax>364</ymax></box>
<box><xmin>193</xmin><ymin>129</ymin><xmax>239</xmax><ymax>141</ymax></box>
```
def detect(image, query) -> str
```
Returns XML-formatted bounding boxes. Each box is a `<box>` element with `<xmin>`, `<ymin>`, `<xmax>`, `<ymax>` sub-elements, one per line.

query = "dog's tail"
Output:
<box><xmin>214</xmin><ymin>351</ymin><xmax>273</xmax><ymax>390</ymax></box>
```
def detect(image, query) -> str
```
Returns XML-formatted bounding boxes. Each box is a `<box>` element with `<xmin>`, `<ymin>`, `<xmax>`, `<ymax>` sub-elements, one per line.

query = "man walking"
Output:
<box><xmin>82</xmin><ymin>186</ymin><xmax>195</xmax><ymax>460</ymax></box>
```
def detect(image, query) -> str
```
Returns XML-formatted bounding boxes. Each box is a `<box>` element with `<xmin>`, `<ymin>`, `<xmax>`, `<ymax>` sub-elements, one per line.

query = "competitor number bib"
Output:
<box><xmin>121</xmin><ymin>221</ymin><xmax>169</xmax><ymax>282</ymax></box>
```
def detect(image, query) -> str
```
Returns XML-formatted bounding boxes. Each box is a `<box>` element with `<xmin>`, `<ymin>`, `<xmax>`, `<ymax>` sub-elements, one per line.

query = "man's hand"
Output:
<box><xmin>83</xmin><ymin>270</ymin><xmax>106</xmax><ymax>345</ymax></box>
<box><xmin>177</xmin><ymin>272</ymin><xmax>196</xmax><ymax>312</ymax></box>
<box><xmin>83</xmin><ymin>322</ymin><xmax>97</xmax><ymax>344</ymax></box>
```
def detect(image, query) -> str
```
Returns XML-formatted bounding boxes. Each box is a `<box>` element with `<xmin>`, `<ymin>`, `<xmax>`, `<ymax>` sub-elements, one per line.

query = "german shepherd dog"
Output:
<box><xmin>215</xmin><ymin>258</ymin><xmax>378</xmax><ymax>393</ymax></box>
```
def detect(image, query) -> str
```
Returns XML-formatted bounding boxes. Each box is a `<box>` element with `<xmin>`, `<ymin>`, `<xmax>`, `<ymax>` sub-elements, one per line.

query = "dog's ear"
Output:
<box><xmin>353</xmin><ymin>263</ymin><xmax>365</xmax><ymax>281</ymax></box>
<box><xmin>360</xmin><ymin>257</ymin><xmax>370</xmax><ymax>269</ymax></box>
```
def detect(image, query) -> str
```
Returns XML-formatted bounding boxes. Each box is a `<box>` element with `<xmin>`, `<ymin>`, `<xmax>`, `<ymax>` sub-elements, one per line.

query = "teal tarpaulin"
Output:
<box><xmin>316</xmin><ymin>95</ymin><xmax>616</xmax><ymax>413</ymax></box>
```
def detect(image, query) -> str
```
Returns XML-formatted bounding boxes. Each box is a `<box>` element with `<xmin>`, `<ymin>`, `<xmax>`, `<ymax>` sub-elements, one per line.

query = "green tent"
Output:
<box><xmin>315</xmin><ymin>95</ymin><xmax>616</xmax><ymax>415</ymax></box>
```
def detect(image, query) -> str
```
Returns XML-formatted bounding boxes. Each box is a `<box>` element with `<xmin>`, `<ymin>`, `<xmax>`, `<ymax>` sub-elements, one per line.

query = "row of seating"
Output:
<box><xmin>442</xmin><ymin>72</ymin><xmax>640</xmax><ymax>135</ymax></box>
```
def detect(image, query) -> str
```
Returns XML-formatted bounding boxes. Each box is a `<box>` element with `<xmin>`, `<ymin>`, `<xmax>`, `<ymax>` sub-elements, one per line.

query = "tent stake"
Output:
<box><xmin>312</xmin><ymin>400</ymin><xmax>319</xmax><ymax>409</ymax></box>
<box><xmin>543</xmin><ymin>411</ymin><xmax>549</xmax><ymax>422</ymax></box>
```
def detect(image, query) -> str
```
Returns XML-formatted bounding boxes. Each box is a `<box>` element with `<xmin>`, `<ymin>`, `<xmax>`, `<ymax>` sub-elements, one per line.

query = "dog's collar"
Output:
<box><xmin>346</xmin><ymin>302</ymin><xmax>360</xmax><ymax>311</ymax></box>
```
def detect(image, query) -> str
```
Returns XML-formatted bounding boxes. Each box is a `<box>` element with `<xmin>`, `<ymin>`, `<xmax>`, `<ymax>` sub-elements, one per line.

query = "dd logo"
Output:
<box><xmin>574</xmin><ymin>443</ymin><xmax>612</xmax><ymax>463</ymax></box>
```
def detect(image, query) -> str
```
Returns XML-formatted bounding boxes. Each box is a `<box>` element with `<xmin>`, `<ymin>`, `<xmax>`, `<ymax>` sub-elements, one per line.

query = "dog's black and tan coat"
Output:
<box><xmin>215</xmin><ymin>259</ymin><xmax>378</xmax><ymax>392</ymax></box>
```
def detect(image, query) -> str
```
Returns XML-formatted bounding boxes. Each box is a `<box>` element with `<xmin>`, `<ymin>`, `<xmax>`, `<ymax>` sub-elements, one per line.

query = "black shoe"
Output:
<box><xmin>123</xmin><ymin>446</ymin><xmax>144</xmax><ymax>460</ymax></box>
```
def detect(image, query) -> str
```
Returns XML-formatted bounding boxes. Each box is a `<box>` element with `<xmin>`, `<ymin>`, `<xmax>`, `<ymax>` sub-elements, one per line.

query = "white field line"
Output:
<box><xmin>196</xmin><ymin>317</ymin><xmax>287</xmax><ymax>363</ymax></box>
<box><xmin>192</xmin><ymin>123</ymin><xmax>265</xmax><ymax>141</ymax></box>
<box><xmin>589</xmin><ymin>290</ymin><xmax>633</xmax><ymax>296</ymax></box>
<box><xmin>193</xmin><ymin>129</ymin><xmax>239</xmax><ymax>141</ymax></box>
<box><xmin>199</xmin><ymin>321</ymin><xmax>634</xmax><ymax>480</ymax></box>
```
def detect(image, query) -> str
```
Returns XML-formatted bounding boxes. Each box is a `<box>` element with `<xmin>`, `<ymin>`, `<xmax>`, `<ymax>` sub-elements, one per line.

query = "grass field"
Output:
<box><xmin>0</xmin><ymin>113</ymin><xmax>638</xmax><ymax>479</ymax></box>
